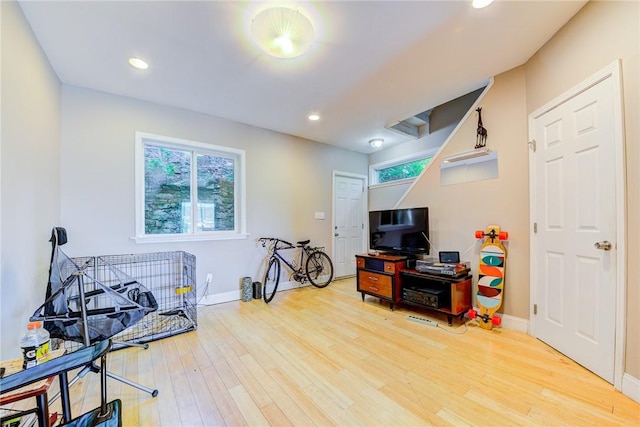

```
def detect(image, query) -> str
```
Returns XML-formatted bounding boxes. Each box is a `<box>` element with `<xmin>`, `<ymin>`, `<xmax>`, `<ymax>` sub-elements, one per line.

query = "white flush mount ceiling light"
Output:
<box><xmin>472</xmin><ymin>0</ymin><xmax>494</xmax><ymax>9</ymax></box>
<box><xmin>308</xmin><ymin>114</ymin><xmax>320</xmax><ymax>121</ymax></box>
<box><xmin>442</xmin><ymin>147</ymin><xmax>491</xmax><ymax>163</ymax></box>
<box><xmin>251</xmin><ymin>7</ymin><xmax>315</xmax><ymax>59</ymax></box>
<box><xmin>369</xmin><ymin>138</ymin><xmax>384</xmax><ymax>149</ymax></box>
<box><xmin>128</xmin><ymin>57</ymin><xmax>149</xmax><ymax>70</ymax></box>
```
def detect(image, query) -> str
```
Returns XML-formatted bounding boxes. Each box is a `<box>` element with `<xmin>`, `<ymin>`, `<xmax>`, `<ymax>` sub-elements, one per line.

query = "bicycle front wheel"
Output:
<box><xmin>263</xmin><ymin>256</ymin><xmax>280</xmax><ymax>303</ymax></box>
<box><xmin>306</xmin><ymin>251</ymin><xmax>334</xmax><ymax>288</ymax></box>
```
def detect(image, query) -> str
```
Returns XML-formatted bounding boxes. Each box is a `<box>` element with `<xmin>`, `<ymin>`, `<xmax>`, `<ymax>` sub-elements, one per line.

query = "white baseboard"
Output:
<box><xmin>275</xmin><ymin>280</ymin><xmax>310</xmax><ymax>292</ymax></box>
<box><xmin>469</xmin><ymin>308</ymin><xmax>529</xmax><ymax>333</ymax></box>
<box><xmin>501</xmin><ymin>313</ymin><xmax>529</xmax><ymax>333</ymax></box>
<box><xmin>198</xmin><ymin>280</ymin><xmax>309</xmax><ymax>306</ymax></box>
<box><xmin>622</xmin><ymin>373</ymin><xmax>640</xmax><ymax>403</ymax></box>
<box><xmin>199</xmin><ymin>290</ymin><xmax>239</xmax><ymax>306</ymax></box>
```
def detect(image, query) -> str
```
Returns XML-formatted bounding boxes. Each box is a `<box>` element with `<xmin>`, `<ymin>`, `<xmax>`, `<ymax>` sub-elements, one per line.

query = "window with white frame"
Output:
<box><xmin>369</xmin><ymin>149</ymin><xmax>437</xmax><ymax>186</ymax></box>
<box><xmin>135</xmin><ymin>132</ymin><xmax>246</xmax><ymax>242</ymax></box>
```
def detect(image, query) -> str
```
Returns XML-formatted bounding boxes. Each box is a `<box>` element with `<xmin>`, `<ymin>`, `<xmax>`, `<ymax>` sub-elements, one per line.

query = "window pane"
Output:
<box><xmin>136</xmin><ymin>132</ymin><xmax>246</xmax><ymax>241</ymax></box>
<box><xmin>197</xmin><ymin>154</ymin><xmax>235</xmax><ymax>231</ymax></box>
<box><xmin>144</xmin><ymin>145</ymin><xmax>191</xmax><ymax>234</ymax></box>
<box><xmin>378</xmin><ymin>158</ymin><xmax>431</xmax><ymax>183</ymax></box>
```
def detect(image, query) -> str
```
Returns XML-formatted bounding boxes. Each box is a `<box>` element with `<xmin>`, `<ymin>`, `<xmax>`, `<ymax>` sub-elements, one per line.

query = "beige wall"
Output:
<box><xmin>59</xmin><ymin>85</ymin><xmax>367</xmax><ymax>304</ymax></box>
<box><xmin>0</xmin><ymin>1</ymin><xmax>62</xmax><ymax>359</ymax></box>
<box><xmin>403</xmin><ymin>0</ymin><xmax>639</xmax><ymax>381</ymax></box>
<box><xmin>400</xmin><ymin>67</ymin><xmax>530</xmax><ymax>320</ymax></box>
<box><xmin>525</xmin><ymin>0</ymin><xmax>639</xmax><ymax>380</ymax></box>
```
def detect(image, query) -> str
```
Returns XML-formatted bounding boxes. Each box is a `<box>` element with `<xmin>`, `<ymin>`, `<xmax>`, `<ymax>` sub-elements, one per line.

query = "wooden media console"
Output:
<box><xmin>356</xmin><ymin>253</ymin><xmax>472</xmax><ymax>324</ymax></box>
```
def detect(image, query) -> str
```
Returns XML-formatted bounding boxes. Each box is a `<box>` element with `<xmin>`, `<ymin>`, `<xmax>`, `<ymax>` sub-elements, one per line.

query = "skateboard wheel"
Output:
<box><xmin>492</xmin><ymin>316</ymin><xmax>502</xmax><ymax>326</ymax></box>
<box><xmin>467</xmin><ymin>309</ymin><xmax>477</xmax><ymax>319</ymax></box>
<box><xmin>499</xmin><ymin>231</ymin><xmax>509</xmax><ymax>241</ymax></box>
<box><xmin>475</xmin><ymin>230</ymin><xmax>484</xmax><ymax>239</ymax></box>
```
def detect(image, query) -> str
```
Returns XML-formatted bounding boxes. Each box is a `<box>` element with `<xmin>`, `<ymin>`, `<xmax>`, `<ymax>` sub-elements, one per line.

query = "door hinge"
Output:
<box><xmin>528</xmin><ymin>139</ymin><xmax>536</xmax><ymax>152</ymax></box>
<box><xmin>533</xmin><ymin>304</ymin><xmax>538</xmax><ymax>315</ymax></box>
<box><xmin>534</xmin><ymin>222</ymin><xmax>537</xmax><ymax>233</ymax></box>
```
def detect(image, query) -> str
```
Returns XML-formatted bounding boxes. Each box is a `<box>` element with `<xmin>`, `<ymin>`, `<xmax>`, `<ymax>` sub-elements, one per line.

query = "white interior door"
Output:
<box><xmin>333</xmin><ymin>173</ymin><xmax>366</xmax><ymax>278</ymax></box>
<box><xmin>530</xmin><ymin>68</ymin><xmax>622</xmax><ymax>383</ymax></box>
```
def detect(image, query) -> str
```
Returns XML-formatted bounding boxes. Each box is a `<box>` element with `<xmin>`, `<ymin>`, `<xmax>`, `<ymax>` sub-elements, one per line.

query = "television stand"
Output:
<box><xmin>355</xmin><ymin>254</ymin><xmax>472</xmax><ymax>323</ymax></box>
<box><xmin>400</xmin><ymin>269</ymin><xmax>472</xmax><ymax>325</ymax></box>
<box><xmin>355</xmin><ymin>253</ymin><xmax>407</xmax><ymax>309</ymax></box>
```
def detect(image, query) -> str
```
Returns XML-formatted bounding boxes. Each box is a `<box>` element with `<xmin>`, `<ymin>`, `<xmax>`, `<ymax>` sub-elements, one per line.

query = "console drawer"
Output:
<box><xmin>357</xmin><ymin>270</ymin><xmax>392</xmax><ymax>298</ymax></box>
<box><xmin>383</xmin><ymin>262</ymin><xmax>397</xmax><ymax>273</ymax></box>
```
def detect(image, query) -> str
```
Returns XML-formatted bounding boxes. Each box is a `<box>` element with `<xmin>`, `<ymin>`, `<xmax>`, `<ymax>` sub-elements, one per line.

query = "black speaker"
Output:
<box><xmin>252</xmin><ymin>281</ymin><xmax>262</xmax><ymax>299</ymax></box>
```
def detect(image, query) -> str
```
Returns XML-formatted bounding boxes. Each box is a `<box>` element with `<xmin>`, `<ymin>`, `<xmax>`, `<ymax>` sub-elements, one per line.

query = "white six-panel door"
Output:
<box><xmin>333</xmin><ymin>174</ymin><xmax>366</xmax><ymax>278</ymax></box>
<box><xmin>530</xmin><ymin>66</ymin><xmax>623</xmax><ymax>383</ymax></box>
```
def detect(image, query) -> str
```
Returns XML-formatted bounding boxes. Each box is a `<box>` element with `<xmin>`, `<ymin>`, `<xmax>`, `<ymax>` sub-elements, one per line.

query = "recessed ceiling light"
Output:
<box><xmin>128</xmin><ymin>57</ymin><xmax>149</xmax><ymax>70</ymax></box>
<box><xmin>308</xmin><ymin>114</ymin><xmax>320</xmax><ymax>121</ymax></box>
<box><xmin>472</xmin><ymin>0</ymin><xmax>494</xmax><ymax>9</ymax></box>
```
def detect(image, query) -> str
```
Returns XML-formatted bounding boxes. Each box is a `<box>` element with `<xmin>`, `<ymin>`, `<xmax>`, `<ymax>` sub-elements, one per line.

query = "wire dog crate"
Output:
<box><xmin>69</xmin><ymin>251</ymin><xmax>197</xmax><ymax>349</ymax></box>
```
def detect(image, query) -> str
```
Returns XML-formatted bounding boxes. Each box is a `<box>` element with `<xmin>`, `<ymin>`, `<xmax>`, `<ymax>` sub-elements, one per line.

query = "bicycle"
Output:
<box><xmin>257</xmin><ymin>237</ymin><xmax>334</xmax><ymax>303</ymax></box>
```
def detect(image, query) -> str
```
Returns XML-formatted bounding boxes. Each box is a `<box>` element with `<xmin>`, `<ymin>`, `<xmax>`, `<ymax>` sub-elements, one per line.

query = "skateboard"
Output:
<box><xmin>468</xmin><ymin>225</ymin><xmax>508</xmax><ymax>330</ymax></box>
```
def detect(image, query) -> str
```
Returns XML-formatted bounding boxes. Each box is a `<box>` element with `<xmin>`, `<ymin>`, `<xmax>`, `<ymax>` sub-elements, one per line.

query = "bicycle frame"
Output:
<box><xmin>266</xmin><ymin>239</ymin><xmax>314</xmax><ymax>282</ymax></box>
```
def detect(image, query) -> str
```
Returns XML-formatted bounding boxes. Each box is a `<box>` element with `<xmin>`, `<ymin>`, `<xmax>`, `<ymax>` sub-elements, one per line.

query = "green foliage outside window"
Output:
<box><xmin>378</xmin><ymin>158</ymin><xmax>432</xmax><ymax>183</ymax></box>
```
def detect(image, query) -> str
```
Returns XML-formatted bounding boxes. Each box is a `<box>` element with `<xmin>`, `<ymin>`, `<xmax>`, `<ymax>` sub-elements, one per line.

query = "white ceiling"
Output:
<box><xmin>18</xmin><ymin>1</ymin><xmax>587</xmax><ymax>154</ymax></box>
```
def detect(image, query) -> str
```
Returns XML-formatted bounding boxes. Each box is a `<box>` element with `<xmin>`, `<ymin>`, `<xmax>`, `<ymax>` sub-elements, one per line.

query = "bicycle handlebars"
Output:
<box><xmin>258</xmin><ymin>237</ymin><xmax>315</xmax><ymax>250</ymax></box>
<box><xmin>258</xmin><ymin>237</ymin><xmax>293</xmax><ymax>249</ymax></box>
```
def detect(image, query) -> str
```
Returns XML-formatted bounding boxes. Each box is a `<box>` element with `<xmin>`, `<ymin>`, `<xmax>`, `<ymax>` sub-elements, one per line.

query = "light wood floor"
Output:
<box><xmin>8</xmin><ymin>277</ymin><xmax>640</xmax><ymax>426</ymax></box>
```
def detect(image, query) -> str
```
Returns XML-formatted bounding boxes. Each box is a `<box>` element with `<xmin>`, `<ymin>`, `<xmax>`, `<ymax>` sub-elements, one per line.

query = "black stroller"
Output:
<box><xmin>30</xmin><ymin>228</ymin><xmax>159</xmax><ymax>399</ymax></box>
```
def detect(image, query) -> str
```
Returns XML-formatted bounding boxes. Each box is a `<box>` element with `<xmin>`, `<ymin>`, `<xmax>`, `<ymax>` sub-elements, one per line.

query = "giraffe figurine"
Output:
<box><xmin>475</xmin><ymin>107</ymin><xmax>487</xmax><ymax>149</ymax></box>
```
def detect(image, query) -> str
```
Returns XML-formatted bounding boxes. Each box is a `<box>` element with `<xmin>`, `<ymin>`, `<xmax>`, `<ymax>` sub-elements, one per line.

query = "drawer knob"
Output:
<box><xmin>368</xmin><ymin>276</ymin><xmax>378</xmax><ymax>281</ymax></box>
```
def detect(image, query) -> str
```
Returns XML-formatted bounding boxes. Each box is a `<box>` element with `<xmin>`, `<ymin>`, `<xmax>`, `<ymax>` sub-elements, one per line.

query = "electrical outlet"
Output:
<box><xmin>206</xmin><ymin>273</ymin><xmax>213</xmax><ymax>283</ymax></box>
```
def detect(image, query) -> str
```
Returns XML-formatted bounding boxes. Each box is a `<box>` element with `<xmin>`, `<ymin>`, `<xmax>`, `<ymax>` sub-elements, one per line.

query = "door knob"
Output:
<box><xmin>594</xmin><ymin>241</ymin><xmax>612</xmax><ymax>251</ymax></box>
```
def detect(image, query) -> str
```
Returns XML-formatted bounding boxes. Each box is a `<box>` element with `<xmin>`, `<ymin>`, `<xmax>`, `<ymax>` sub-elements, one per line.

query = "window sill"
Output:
<box><xmin>368</xmin><ymin>177</ymin><xmax>415</xmax><ymax>190</ymax></box>
<box><xmin>132</xmin><ymin>233</ymin><xmax>250</xmax><ymax>244</ymax></box>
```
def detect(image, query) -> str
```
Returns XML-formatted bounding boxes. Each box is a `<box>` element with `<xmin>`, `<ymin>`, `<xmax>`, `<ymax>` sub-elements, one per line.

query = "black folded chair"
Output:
<box><xmin>0</xmin><ymin>339</ymin><xmax>121</xmax><ymax>426</ymax></box>
<box><xmin>30</xmin><ymin>228</ymin><xmax>159</xmax><ymax>398</ymax></box>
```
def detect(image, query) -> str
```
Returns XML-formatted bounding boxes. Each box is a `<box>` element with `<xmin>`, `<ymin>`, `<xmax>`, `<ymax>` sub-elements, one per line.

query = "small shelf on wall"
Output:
<box><xmin>440</xmin><ymin>149</ymin><xmax>498</xmax><ymax>186</ymax></box>
<box><xmin>442</xmin><ymin>147</ymin><xmax>491</xmax><ymax>163</ymax></box>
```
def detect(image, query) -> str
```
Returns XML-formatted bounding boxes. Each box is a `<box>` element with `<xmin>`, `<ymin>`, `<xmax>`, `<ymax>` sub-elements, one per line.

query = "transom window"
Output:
<box><xmin>369</xmin><ymin>149</ymin><xmax>437</xmax><ymax>186</ymax></box>
<box><xmin>135</xmin><ymin>132</ymin><xmax>246</xmax><ymax>242</ymax></box>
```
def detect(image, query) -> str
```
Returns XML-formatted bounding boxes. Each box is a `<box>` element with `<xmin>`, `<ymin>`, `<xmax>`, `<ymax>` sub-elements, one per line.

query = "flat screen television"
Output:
<box><xmin>369</xmin><ymin>207</ymin><xmax>430</xmax><ymax>255</ymax></box>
